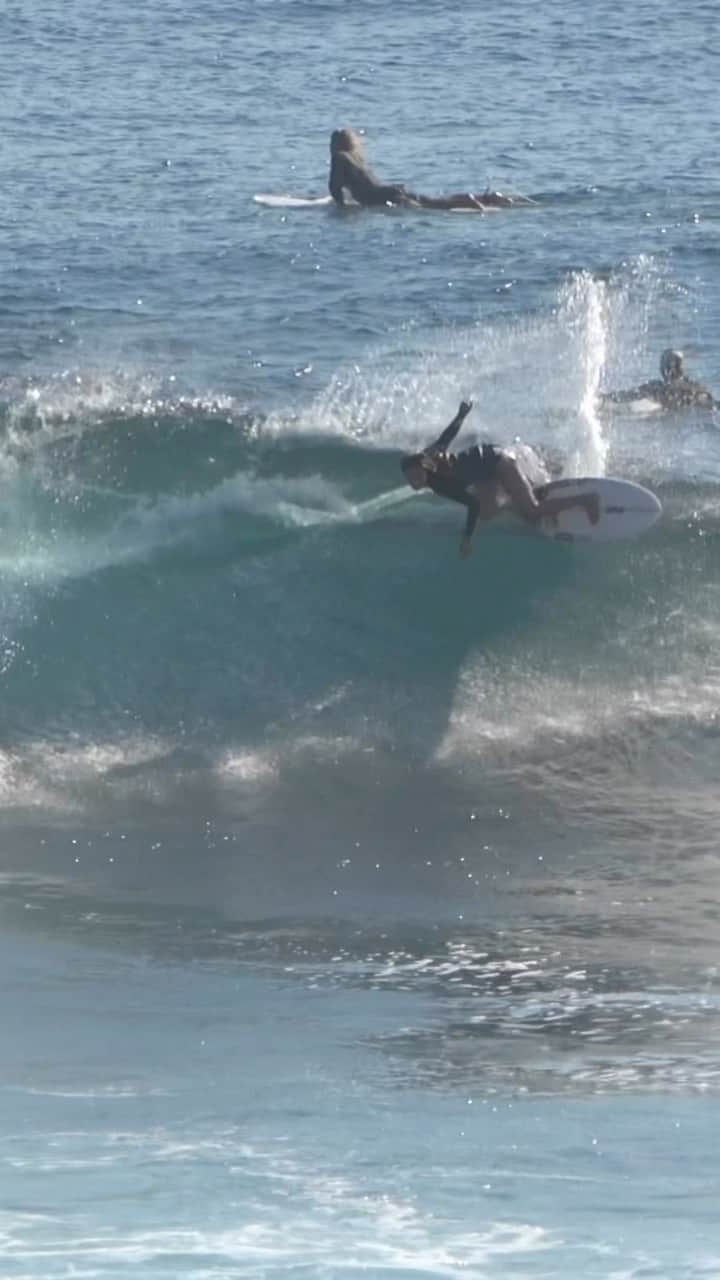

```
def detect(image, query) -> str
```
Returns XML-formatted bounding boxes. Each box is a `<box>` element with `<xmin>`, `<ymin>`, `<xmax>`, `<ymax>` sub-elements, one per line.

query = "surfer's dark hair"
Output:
<box><xmin>330</xmin><ymin>128</ymin><xmax>365</xmax><ymax>159</ymax></box>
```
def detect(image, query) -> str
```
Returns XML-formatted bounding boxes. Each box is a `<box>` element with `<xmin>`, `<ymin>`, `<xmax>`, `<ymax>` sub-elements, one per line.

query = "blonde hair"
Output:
<box><xmin>330</xmin><ymin>128</ymin><xmax>365</xmax><ymax>160</ymax></box>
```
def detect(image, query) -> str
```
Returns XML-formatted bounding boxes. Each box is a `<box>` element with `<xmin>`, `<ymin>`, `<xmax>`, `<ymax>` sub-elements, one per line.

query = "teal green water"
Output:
<box><xmin>2</xmin><ymin>0</ymin><xmax>720</xmax><ymax>1274</ymax></box>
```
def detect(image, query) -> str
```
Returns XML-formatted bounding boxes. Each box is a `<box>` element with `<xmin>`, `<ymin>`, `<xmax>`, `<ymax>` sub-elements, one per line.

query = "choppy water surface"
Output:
<box><xmin>2</xmin><ymin>0</ymin><xmax>720</xmax><ymax>1275</ymax></box>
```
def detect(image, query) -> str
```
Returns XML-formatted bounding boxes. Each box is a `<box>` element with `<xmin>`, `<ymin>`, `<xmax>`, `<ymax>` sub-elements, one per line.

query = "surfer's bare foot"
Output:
<box><xmin>583</xmin><ymin>494</ymin><xmax>600</xmax><ymax>525</ymax></box>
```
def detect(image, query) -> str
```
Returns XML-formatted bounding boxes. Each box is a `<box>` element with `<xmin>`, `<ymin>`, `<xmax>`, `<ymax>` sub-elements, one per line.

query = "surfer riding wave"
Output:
<box><xmin>400</xmin><ymin>400</ymin><xmax>599</xmax><ymax>557</ymax></box>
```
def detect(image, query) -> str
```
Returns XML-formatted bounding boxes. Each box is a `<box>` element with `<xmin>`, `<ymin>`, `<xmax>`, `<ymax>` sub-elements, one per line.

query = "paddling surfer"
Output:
<box><xmin>329</xmin><ymin>130</ymin><xmax>529</xmax><ymax>211</ymax></box>
<box><xmin>601</xmin><ymin>349</ymin><xmax>717</xmax><ymax>411</ymax></box>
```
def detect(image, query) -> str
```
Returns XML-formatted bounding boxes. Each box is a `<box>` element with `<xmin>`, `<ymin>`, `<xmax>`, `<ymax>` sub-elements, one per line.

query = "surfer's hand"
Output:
<box><xmin>459</xmin><ymin>400</ymin><xmax>473</xmax><ymax>417</ymax></box>
<box><xmin>459</xmin><ymin>536</ymin><xmax>473</xmax><ymax>559</ymax></box>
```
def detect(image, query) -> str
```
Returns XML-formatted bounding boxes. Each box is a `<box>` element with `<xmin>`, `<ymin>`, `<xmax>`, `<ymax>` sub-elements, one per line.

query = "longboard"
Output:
<box><xmin>253</xmin><ymin>193</ymin><xmax>335</xmax><ymax>209</ymax></box>
<box><xmin>252</xmin><ymin>193</ymin><xmax>500</xmax><ymax>213</ymax></box>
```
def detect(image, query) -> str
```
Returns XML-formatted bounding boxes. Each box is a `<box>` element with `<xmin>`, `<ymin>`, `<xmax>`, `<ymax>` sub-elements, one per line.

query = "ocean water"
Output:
<box><xmin>2</xmin><ymin>0</ymin><xmax>720</xmax><ymax>1276</ymax></box>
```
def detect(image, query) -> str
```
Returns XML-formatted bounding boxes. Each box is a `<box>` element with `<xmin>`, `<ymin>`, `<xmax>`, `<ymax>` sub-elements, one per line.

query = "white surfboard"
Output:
<box><xmin>253</xmin><ymin>193</ymin><xmax>489</xmax><ymax>213</ymax></box>
<box><xmin>531</xmin><ymin>476</ymin><xmax>661</xmax><ymax>543</ymax></box>
<box><xmin>254</xmin><ymin>193</ymin><xmax>335</xmax><ymax>209</ymax></box>
<box><xmin>629</xmin><ymin>397</ymin><xmax>662</xmax><ymax>415</ymax></box>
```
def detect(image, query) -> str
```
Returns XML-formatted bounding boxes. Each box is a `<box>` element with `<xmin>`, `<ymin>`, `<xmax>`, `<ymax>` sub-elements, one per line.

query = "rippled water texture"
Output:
<box><xmin>2</xmin><ymin>0</ymin><xmax>720</xmax><ymax>1275</ymax></box>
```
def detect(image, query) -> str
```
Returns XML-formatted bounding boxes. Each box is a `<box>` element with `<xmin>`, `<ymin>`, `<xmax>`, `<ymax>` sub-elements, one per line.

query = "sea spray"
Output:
<box><xmin>560</xmin><ymin>272</ymin><xmax>610</xmax><ymax>475</ymax></box>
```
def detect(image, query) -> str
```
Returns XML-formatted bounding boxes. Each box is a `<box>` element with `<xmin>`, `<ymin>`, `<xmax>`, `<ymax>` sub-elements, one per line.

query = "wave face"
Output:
<box><xmin>1</xmin><ymin>266</ymin><xmax>719</xmax><ymax>856</ymax></box>
<box><xmin>5</xmin><ymin>5</ymin><xmax>720</xmax><ymax>1277</ymax></box>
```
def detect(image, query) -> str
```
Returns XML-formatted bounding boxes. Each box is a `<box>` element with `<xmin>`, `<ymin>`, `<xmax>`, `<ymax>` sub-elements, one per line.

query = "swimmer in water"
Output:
<box><xmin>328</xmin><ymin>129</ymin><xmax>530</xmax><ymax>211</ymax></box>
<box><xmin>400</xmin><ymin>400</ymin><xmax>599</xmax><ymax>557</ymax></box>
<box><xmin>601</xmin><ymin>349</ymin><xmax>717</xmax><ymax>411</ymax></box>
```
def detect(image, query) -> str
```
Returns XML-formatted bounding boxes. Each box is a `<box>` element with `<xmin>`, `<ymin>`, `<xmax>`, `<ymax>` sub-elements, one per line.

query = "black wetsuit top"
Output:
<box><xmin>329</xmin><ymin>151</ymin><xmax>411</xmax><ymax>207</ymax></box>
<box><xmin>422</xmin><ymin>416</ymin><xmax>501</xmax><ymax>538</ymax></box>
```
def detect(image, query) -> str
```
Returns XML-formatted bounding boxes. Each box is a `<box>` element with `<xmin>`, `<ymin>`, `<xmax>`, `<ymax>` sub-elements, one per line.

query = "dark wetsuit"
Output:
<box><xmin>329</xmin><ymin>151</ymin><xmax>527</xmax><ymax>212</ymax></box>
<box><xmin>329</xmin><ymin>151</ymin><xmax>412</xmax><ymax>207</ymax></box>
<box><xmin>422</xmin><ymin>416</ymin><xmax>501</xmax><ymax>538</ymax></box>
<box><xmin>604</xmin><ymin>378</ymin><xmax>717</xmax><ymax>410</ymax></box>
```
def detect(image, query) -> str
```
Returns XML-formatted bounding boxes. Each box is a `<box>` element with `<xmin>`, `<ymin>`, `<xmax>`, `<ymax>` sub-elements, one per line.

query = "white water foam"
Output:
<box><xmin>0</xmin><ymin>472</ymin><xmax>355</xmax><ymax>583</ymax></box>
<box><xmin>561</xmin><ymin>272</ymin><xmax>610</xmax><ymax>474</ymax></box>
<box><xmin>0</xmin><ymin>1143</ymin><xmax>560</xmax><ymax>1275</ymax></box>
<box><xmin>0</xmin><ymin>368</ymin><xmax>245</xmax><ymax>480</ymax></box>
<box><xmin>261</xmin><ymin>268</ymin><xmax>667</xmax><ymax>483</ymax></box>
<box><xmin>438</xmin><ymin>659</ymin><xmax>720</xmax><ymax>755</ymax></box>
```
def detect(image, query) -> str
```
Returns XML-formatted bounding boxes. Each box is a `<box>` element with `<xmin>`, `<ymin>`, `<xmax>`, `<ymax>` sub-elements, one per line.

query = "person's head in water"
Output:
<box><xmin>401</xmin><ymin>453</ymin><xmax>432</xmax><ymax>490</ymax></box>
<box><xmin>330</xmin><ymin>128</ymin><xmax>365</xmax><ymax>160</ymax></box>
<box><xmin>660</xmin><ymin>349</ymin><xmax>684</xmax><ymax>383</ymax></box>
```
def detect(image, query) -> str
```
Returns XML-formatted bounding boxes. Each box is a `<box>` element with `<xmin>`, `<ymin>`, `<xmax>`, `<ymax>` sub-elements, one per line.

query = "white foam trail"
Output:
<box><xmin>0</xmin><ymin>472</ymin><xmax>355</xmax><ymax>583</ymax></box>
<box><xmin>0</xmin><ymin>474</ymin><xmax>415</xmax><ymax>590</ymax></box>
<box><xmin>0</xmin><ymin>1182</ymin><xmax>559</xmax><ymax>1273</ymax></box>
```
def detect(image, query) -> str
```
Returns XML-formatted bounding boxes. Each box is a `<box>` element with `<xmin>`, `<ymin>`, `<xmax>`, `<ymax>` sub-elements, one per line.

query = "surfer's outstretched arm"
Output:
<box><xmin>426</xmin><ymin>399</ymin><xmax>473</xmax><ymax>456</ymax></box>
<box><xmin>600</xmin><ymin>383</ymin><xmax>654</xmax><ymax>405</ymax></box>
